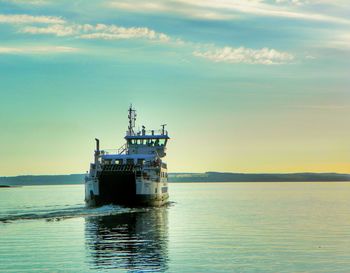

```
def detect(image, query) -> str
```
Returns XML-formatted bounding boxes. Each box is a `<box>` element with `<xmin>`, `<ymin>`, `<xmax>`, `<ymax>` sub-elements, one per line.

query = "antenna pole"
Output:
<box><xmin>128</xmin><ymin>105</ymin><xmax>136</xmax><ymax>135</ymax></box>
<box><xmin>161</xmin><ymin>124</ymin><xmax>167</xmax><ymax>135</ymax></box>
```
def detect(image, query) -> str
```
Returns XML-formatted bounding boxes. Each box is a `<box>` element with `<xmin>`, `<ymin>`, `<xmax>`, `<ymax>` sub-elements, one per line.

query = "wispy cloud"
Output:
<box><xmin>1</xmin><ymin>13</ymin><xmax>172</xmax><ymax>43</ymax></box>
<box><xmin>108</xmin><ymin>1</ymin><xmax>234</xmax><ymax>20</ymax></box>
<box><xmin>0</xmin><ymin>45</ymin><xmax>78</xmax><ymax>54</ymax></box>
<box><xmin>20</xmin><ymin>23</ymin><xmax>171</xmax><ymax>42</ymax></box>
<box><xmin>1</xmin><ymin>13</ymin><xmax>296</xmax><ymax>65</ymax></box>
<box><xmin>303</xmin><ymin>29</ymin><xmax>350</xmax><ymax>51</ymax></box>
<box><xmin>324</xmin><ymin>32</ymin><xmax>350</xmax><ymax>50</ymax></box>
<box><xmin>193</xmin><ymin>46</ymin><xmax>294</xmax><ymax>65</ymax></box>
<box><xmin>0</xmin><ymin>14</ymin><xmax>64</xmax><ymax>24</ymax></box>
<box><xmin>107</xmin><ymin>0</ymin><xmax>350</xmax><ymax>25</ymax></box>
<box><xmin>275</xmin><ymin>0</ymin><xmax>307</xmax><ymax>6</ymax></box>
<box><xmin>0</xmin><ymin>0</ymin><xmax>49</xmax><ymax>5</ymax></box>
<box><xmin>21</xmin><ymin>24</ymin><xmax>78</xmax><ymax>36</ymax></box>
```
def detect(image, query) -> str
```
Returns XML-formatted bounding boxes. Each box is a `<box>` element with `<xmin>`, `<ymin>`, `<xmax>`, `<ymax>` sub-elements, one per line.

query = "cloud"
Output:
<box><xmin>1</xmin><ymin>12</ymin><xmax>296</xmax><ymax>65</ymax></box>
<box><xmin>325</xmin><ymin>32</ymin><xmax>350</xmax><ymax>50</ymax></box>
<box><xmin>21</xmin><ymin>24</ymin><xmax>77</xmax><ymax>36</ymax></box>
<box><xmin>304</xmin><ymin>29</ymin><xmax>350</xmax><ymax>51</ymax></box>
<box><xmin>79</xmin><ymin>24</ymin><xmax>171</xmax><ymax>42</ymax></box>
<box><xmin>20</xmin><ymin>23</ymin><xmax>172</xmax><ymax>42</ymax></box>
<box><xmin>14</xmin><ymin>15</ymin><xmax>295</xmax><ymax>65</ymax></box>
<box><xmin>275</xmin><ymin>0</ymin><xmax>307</xmax><ymax>6</ymax></box>
<box><xmin>108</xmin><ymin>1</ymin><xmax>233</xmax><ymax>20</ymax></box>
<box><xmin>182</xmin><ymin>0</ymin><xmax>350</xmax><ymax>24</ymax></box>
<box><xmin>0</xmin><ymin>46</ymin><xmax>78</xmax><ymax>54</ymax></box>
<box><xmin>193</xmin><ymin>46</ymin><xmax>294</xmax><ymax>64</ymax></box>
<box><xmin>0</xmin><ymin>14</ymin><xmax>65</xmax><ymax>24</ymax></box>
<box><xmin>0</xmin><ymin>0</ymin><xmax>49</xmax><ymax>5</ymax></box>
<box><xmin>107</xmin><ymin>0</ymin><xmax>350</xmax><ymax>25</ymax></box>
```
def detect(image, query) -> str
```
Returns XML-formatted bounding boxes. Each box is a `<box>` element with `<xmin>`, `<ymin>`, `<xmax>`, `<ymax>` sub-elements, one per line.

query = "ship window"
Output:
<box><xmin>130</xmin><ymin>139</ymin><xmax>141</xmax><ymax>145</ymax></box>
<box><xmin>126</xmin><ymin>159</ymin><xmax>134</xmax><ymax>165</ymax></box>
<box><xmin>146</xmin><ymin>139</ymin><xmax>166</xmax><ymax>146</ymax></box>
<box><xmin>132</xmin><ymin>139</ymin><xmax>145</xmax><ymax>145</ymax></box>
<box><xmin>137</xmin><ymin>159</ymin><xmax>144</xmax><ymax>165</ymax></box>
<box><xmin>147</xmin><ymin>139</ymin><xmax>155</xmax><ymax>146</ymax></box>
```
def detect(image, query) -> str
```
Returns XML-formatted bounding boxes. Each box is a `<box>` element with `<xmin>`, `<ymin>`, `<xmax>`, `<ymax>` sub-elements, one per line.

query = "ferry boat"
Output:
<box><xmin>85</xmin><ymin>106</ymin><xmax>170</xmax><ymax>207</ymax></box>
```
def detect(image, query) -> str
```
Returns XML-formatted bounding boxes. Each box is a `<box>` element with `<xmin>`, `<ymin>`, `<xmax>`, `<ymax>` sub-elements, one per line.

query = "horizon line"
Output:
<box><xmin>1</xmin><ymin>171</ymin><xmax>350</xmax><ymax>178</ymax></box>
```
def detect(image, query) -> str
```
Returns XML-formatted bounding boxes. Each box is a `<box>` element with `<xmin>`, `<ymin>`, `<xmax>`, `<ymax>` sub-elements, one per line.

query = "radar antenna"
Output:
<box><xmin>161</xmin><ymin>124</ymin><xmax>167</xmax><ymax>135</ymax></box>
<box><xmin>128</xmin><ymin>105</ymin><xmax>136</xmax><ymax>135</ymax></box>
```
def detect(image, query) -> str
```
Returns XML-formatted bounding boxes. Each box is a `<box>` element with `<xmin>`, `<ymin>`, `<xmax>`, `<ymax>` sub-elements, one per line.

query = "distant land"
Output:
<box><xmin>0</xmin><ymin>172</ymin><xmax>349</xmax><ymax>186</ymax></box>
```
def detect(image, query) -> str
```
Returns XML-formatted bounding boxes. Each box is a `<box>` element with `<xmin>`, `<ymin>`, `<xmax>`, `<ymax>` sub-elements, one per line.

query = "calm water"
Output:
<box><xmin>0</xmin><ymin>182</ymin><xmax>350</xmax><ymax>272</ymax></box>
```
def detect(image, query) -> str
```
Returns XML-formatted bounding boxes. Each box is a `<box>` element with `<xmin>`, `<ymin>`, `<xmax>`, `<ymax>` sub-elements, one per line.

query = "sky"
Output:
<box><xmin>0</xmin><ymin>0</ymin><xmax>349</xmax><ymax>175</ymax></box>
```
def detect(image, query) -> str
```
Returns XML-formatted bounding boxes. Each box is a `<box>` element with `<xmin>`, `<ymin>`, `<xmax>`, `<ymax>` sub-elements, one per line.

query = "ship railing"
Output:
<box><xmin>153</xmin><ymin>149</ymin><xmax>161</xmax><ymax>160</ymax></box>
<box><xmin>100</xmin><ymin>149</ymin><xmax>118</xmax><ymax>155</ymax></box>
<box><xmin>101</xmin><ymin>144</ymin><xmax>127</xmax><ymax>155</ymax></box>
<box><xmin>143</xmin><ymin>150</ymin><xmax>162</xmax><ymax>167</ymax></box>
<box><xmin>126</xmin><ymin>129</ymin><xmax>168</xmax><ymax>136</ymax></box>
<box><xmin>117</xmin><ymin>143</ymin><xmax>127</xmax><ymax>154</ymax></box>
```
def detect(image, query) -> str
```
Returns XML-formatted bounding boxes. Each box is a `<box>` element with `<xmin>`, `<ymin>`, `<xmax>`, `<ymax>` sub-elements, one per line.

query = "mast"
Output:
<box><xmin>128</xmin><ymin>105</ymin><xmax>136</xmax><ymax>135</ymax></box>
<box><xmin>161</xmin><ymin>124</ymin><xmax>167</xmax><ymax>135</ymax></box>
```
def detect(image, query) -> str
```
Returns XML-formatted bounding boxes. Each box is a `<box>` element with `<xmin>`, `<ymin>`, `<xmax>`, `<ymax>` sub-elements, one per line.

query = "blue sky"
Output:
<box><xmin>0</xmin><ymin>0</ymin><xmax>349</xmax><ymax>175</ymax></box>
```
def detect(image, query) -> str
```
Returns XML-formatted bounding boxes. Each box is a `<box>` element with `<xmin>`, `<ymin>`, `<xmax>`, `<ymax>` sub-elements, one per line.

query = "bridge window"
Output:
<box><xmin>146</xmin><ymin>139</ymin><xmax>154</xmax><ymax>146</ymax></box>
<box><xmin>128</xmin><ymin>138</ymin><xmax>167</xmax><ymax>146</ymax></box>
<box><xmin>126</xmin><ymin>159</ymin><xmax>134</xmax><ymax>165</ymax></box>
<box><xmin>129</xmin><ymin>139</ymin><xmax>147</xmax><ymax>145</ymax></box>
<box><xmin>144</xmin><ymin>138</ymin><xmax>167</xmax><ymax>147</ymax></box>
<box><xmin>103</xmin><ymin>159</ymin><xmax>112</xmax><ymax>164</ymax></box>
<box><xmin>137</xmin><ymin>159</ymin><xmax>144</xmax><ymax>165</ymax></box>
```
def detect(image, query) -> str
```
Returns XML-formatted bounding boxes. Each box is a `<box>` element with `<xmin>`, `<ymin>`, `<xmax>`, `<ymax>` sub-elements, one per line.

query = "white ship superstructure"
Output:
<box><xmin>85</xmin><ymin>106</ymin><xmax>170</xmax><ymax>206</ymax></box>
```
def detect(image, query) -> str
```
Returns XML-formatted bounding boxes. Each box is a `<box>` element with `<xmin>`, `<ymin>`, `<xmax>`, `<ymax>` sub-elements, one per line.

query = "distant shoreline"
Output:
<box><xmin>169</xmin><ymin>180</ymin><xmax>350</xmax><ymax>183</ymax></box>
<box><xmin>1</xmin><ymin>181</ymin><xmax>350</xmax><ymax>187</ymax></box>
<box><xmin>0</xmin><ymin>172</ymin><xmax>349</xmax><ymax>186</ymax></box>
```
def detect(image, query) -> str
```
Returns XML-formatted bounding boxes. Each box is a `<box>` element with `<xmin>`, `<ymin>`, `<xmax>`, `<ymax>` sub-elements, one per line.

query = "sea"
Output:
<box><xmin>0</xmin><ymin>182</ymin><xmax>350</xmax><ymax>273</ymax></box>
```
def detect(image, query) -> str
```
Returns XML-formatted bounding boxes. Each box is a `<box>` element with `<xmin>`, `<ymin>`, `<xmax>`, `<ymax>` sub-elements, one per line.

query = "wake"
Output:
<box><xmin>0</xmin><ymin>204</ymin><xmax>136</xmax><ymax>223</ymax></box>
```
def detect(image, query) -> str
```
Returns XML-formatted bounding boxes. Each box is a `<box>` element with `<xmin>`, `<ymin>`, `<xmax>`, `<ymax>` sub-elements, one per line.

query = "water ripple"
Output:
<box><xmin>0</xmin><ymin>205</ymin><xmax>135</xmax><ymax>223</ymax></box>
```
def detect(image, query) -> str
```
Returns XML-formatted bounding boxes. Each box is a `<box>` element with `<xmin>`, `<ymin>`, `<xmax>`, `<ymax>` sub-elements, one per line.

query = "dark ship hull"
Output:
<box><xmin>85</xmin><ymin>165</ymin><xmax>169</xmax><ymax>207</ymax></box>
